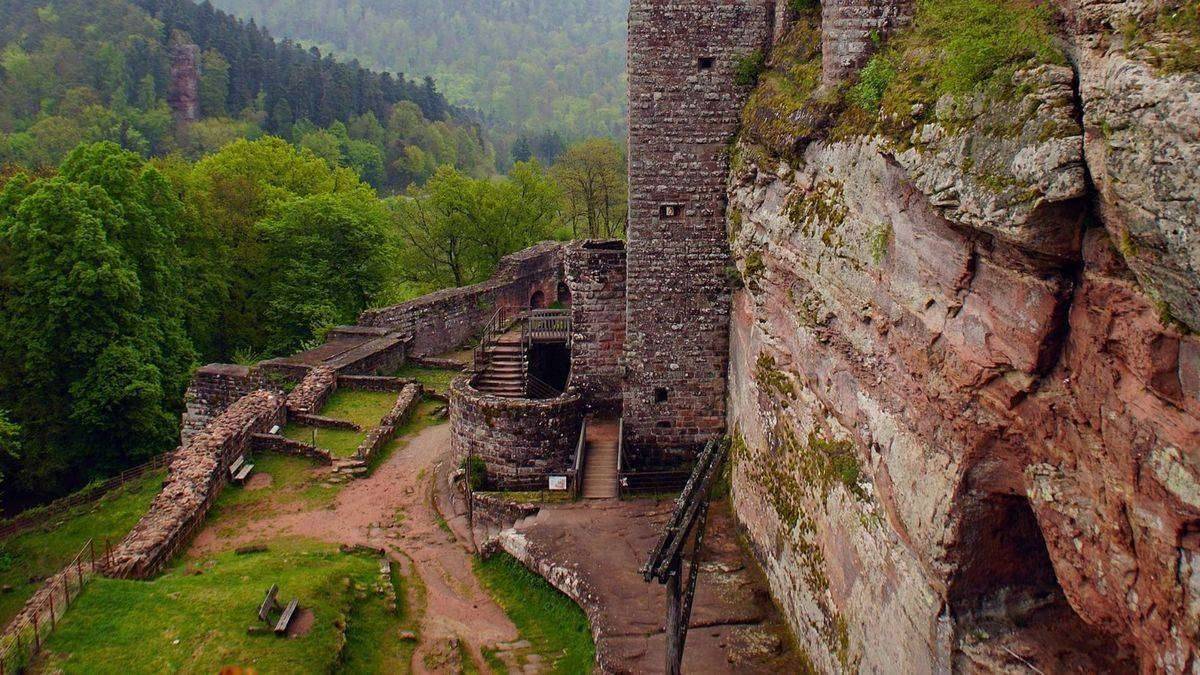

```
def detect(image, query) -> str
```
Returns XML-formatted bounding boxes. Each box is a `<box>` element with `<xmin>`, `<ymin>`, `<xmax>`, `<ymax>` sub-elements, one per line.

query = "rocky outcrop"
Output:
<box><xmin>726</xmin><ymin>2</ymin><xmax>1199</xmax><ymax>672</ymax></box>
<box><xmin>1068</xmin><ymin>0</ymin><xmax>1200</xmax><ymax>332</ymax></box>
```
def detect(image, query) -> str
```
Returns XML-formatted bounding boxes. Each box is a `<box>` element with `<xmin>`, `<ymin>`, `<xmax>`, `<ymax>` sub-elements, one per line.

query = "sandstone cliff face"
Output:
<box><xmin>727</xmin><ymin>2</ymin><xmax>1199</xmax><ymax>672</ymax></box>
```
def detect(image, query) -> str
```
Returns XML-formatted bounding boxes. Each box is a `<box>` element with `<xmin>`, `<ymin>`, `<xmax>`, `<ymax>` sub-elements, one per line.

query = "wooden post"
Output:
<box><xmin>48</xmin><ymin>592</ymin><xmax>54</xmax><ymax>629</ymax></box>
<box><xmin>665</xmin><ymin>563</ymin><xmax>683</xmax><ymax>675</ymax></box>
<box><xmin>31</xmin><ymin>615</ymin><xmax>38</xmax><ymax>651</ymax></box>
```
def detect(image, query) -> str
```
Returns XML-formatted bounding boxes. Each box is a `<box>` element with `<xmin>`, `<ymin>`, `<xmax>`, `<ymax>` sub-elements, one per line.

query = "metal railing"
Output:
<box><xmin>616</xmin><ymin>418</ymin><xmax>625</xmax><ymax>498</ymax></box>
<box><xmin>0</xmin><ymin>538</ymin><xmax>111</xmax><ymax>673</ymax></box>
<box><xmin>617</xmin><ymin>422</ymin><xmax>692</xmax><ymax>497</ymax></box>
<box><xmin>524</xmin><ymin>309</ymin><xmax>571</xmax><ymax>345</ymax></box>
<box><xmin>571</xmin><ymin>419</ymin><xmax>589</xmax><ymax>500</ymax></box>
<box><xmin>526</xmin><ymin>374</ymin><xmax>564</xmax><ymax>400</ymax></box>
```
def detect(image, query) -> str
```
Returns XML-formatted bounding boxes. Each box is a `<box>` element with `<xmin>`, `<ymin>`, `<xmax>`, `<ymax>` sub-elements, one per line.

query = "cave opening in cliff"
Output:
<box><xmin>949</xmin><ymin>493</ymin><xmax>1137</xmax><ymax>672</ymax></box>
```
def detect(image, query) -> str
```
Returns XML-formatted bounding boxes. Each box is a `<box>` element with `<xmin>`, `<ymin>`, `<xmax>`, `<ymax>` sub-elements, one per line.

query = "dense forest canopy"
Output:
<box><xmin>0</xmin><ymin>0</ymin><xmax>495</xmax><ymax>190</ymax></box>
<box><xmin>209</xmin><ymin>0</ymin><xmax>629</xmax><ymax>155</ymax></box>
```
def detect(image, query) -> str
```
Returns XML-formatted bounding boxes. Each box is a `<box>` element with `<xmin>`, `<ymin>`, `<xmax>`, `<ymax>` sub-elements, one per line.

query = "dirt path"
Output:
<box><xmin>190</xmin><ymin>423</ymin><xmax>520</xmax><ymax>673</ymax></box>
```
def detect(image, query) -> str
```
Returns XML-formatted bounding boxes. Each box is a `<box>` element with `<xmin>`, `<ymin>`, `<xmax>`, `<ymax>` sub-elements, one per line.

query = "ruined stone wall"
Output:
<box><xmin>624</xmin><ymin>0</ymin><xmax>774</xmax><ymax>465</ymax></box>
<box><xmin>565</xmin><ymin>241</ymin><xmax>627</xmax><ymax>411</ymax></box>
<box><xmin>167</xmin><ymin>41</ymin><xmax>201</xmax><ymax>124</ymax></box>
<box><xmin>355</xmin><ymin>384</ymin><xmax>422</xmax><ymax>462</ymax></box>
<box><xmin>181</xmin><ymin>364</ymin><xmax>267</xmax><ymax>444</ymax></box>
<box><xmin>285</xmin><ymin>366</ymin><xmax>337</xmax><ymax>416</ymax></box>
<box><xmin>359</xmin><ymin>242</ymin><xmax>564</xmax><ymax>357</ymax></box>
<box><xmin>449</xmin><ymin>376</ymin><xmax>583</xmax><ymax>489</ymax></box>
<box><xmin>107</xmin><ymin>391</ymin><xmax>285</xmax><ymax>579</ymax></box>
<box><xmin>820</xmin><ymin>0</ymin><xmax>914</xmax><ymax>86</ymax></box>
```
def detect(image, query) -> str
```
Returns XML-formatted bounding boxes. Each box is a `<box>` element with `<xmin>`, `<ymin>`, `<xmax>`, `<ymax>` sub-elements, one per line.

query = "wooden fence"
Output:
<box><xmin>0</xmin><ymin>538</ymin><xmax>111</xmax><ymax>673</ymax></box>
<box><xmin>0</xmin><ymin>453</ymin><xmax>174</xmax><ymax>542</ymax></box>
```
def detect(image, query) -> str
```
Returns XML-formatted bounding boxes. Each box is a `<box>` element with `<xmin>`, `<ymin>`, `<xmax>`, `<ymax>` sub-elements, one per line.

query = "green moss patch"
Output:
<box><xmin>1128</xmin><ymin>0</ymin><xmax>1200</xmax><ymax>73</ymax></box>
<box><xmin>0</xmin><ymin>470</ymin><xmax>164</xmax><ymax>626</ymax></box>
<box><xmin>742</xmin><ymin>0</ymin><xmax>1066</xmax><ymax>160</ymax></box>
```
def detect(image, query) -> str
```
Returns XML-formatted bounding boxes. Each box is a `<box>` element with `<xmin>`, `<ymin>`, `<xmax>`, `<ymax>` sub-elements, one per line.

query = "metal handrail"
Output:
<box><xmin>526</xmin><ymin>374</ymin><xmax>563</xmax><ymax>400</ymax></box>
<box><xmin>572</xmin><ymin>418</ymin><xmax>588</xmax><ymax>499</ymax></box>
<box><xmin>617</xmin><ymin>417</ymin><xmax>625</xmax><ymax>498</ymax></box>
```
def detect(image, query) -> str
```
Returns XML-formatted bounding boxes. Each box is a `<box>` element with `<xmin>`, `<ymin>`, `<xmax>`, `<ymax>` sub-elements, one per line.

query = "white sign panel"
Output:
<box><xmin>548</xmin><ymin>475</ymin><xmax>568</xmax><ymax>492</ymax></box>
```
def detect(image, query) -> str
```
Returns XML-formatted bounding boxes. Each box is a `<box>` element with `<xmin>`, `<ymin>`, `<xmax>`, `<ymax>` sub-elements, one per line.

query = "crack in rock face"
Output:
<box><xmin>722</xmin><ymin>1</ymin><xmax>1200</xmax><ymax>671</ymax></box>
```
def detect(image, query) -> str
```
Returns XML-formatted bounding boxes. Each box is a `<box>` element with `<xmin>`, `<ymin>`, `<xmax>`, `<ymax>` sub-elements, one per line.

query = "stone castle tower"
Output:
<box><xmin>624</xmin><ymin>0</ymin><xmax>775</xmax><ymax>464</ymax></box>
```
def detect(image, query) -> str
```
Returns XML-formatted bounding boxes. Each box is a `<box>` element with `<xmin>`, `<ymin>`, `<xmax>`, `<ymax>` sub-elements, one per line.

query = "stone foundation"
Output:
<box><xmin>181</xmin><ymin>364</ymin><xmax>268</xmax><ymax>444</ymax></box>
<box><xmin>285</xmin><ymin>366</ymin><xmax>336</xmax><ymax>416</ymax></box>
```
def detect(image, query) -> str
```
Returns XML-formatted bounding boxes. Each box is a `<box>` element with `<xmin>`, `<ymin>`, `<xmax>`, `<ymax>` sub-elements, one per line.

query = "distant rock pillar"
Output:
<box><xmin>168</xmin><ymin>41</ymin><xmax>202</xmax><ymax>126</ymax></box>
<box><xmin>821</xmin><ymin>0</ymin><xmax>914</xmax><ymax>86</ymax></box>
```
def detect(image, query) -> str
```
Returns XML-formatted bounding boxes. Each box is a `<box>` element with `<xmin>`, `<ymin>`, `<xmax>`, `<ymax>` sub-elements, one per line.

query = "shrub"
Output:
<box><xmin>734</xmin><ymin>49</ymin><xmax>768</xmax><ymax>87</ymax></box>
<box><xmin>462</xmin><ymin>456</ymin><xmax>488</xmax><ymax>491</ymax></box>
<box><xmin>848</xmin><ymin>56</ymin><xmax>897</xmax><ymax>111</ymax></box>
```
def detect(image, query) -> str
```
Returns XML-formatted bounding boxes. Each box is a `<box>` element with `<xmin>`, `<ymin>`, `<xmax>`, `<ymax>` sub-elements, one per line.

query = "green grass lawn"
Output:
<box><xmin>36</xmin><ymin>540</ymin><xmax>404</xmax><ymax>674</ymax></box>
<box><xmin>282</xmin><ymin>424</ymin><xmax>366</xmax><ymax>458</ymax></box>
<box><xmin>320</xmin><ymin>389</ymin><xmax>402</xmax><ymax>429</ymax></box>
<box><xmin>474</xmin><ymin>553</ymin><xmax>595</xmax><ymax>674</ymax></box>
<box><xmin>0</xmin><ymin>470</ymin><xmax>165</xmax><ymax>626</ymax></box>
<box><xmin>203</xmin><ymin>454</ymin><xmax>343</xmax><ymax>538</ymax></box>
<box><xmin>281</xmin><ymin>389</ymin><xmax>410</xmax><ymax>459</ymax></box>
<box><xmin>393</xmin><ymin>365</ymin><xmax>462</xmax><ymax>394</ymax></box>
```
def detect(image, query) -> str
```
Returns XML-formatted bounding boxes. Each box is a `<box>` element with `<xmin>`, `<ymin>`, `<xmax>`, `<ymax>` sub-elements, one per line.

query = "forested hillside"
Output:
<box><xmin>209</xmin><ymin>0</ymin><xmax>628</xmax><ymax>151</ymax></box>
<box><xmin>0</xmin><ymin>0</ymin><xmax>494</xmax><ymax>189</ymax></box>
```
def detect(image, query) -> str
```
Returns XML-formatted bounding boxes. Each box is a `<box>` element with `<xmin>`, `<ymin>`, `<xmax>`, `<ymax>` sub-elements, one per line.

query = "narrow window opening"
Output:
<box><xmin>698</xmin><ymin>56</ymin><xmax>716</xmax><ymax>70</ymax></box>
<box><xmin>659</xmin><ymin>204</ymin><xmax>682</xmax><ymax>219</ymax></box>
<box><xmin>654</xmin><ymin>387</ymin><xmax>670</xmax><ymax>403</ymax></box>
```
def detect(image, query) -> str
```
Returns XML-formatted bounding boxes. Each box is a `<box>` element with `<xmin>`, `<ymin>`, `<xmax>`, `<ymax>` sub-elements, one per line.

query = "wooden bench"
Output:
<box><xmin>258</xmin><ymin>584</ymin><xmax>280</xmax><ymax>622</ymax></box>
<box><xmin>275</xmin><ymin>598</ymin><xmax>299</xmax><ymax>635</ymax></box>
<box><xmin>229</xmin><ymin>454</ymin><xmax>254</xmax><ymax>485</ymax></box>
<box><xmin>257</xmin><ymin>584</ymin><xmax>300</xmax><ymax>636</ymax></box>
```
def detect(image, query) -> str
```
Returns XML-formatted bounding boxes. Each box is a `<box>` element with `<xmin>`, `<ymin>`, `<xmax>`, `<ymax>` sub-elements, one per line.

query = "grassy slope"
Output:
<box><xmin>0</xmin><ymin>470</ymin><xmax>165</xmax><ymax>625</ymax></box>
<box><xmin>474</xmin><ymin>553</ymin><xmax>595</xmax><ymax>674</ymax></box>
<box><xmin>37</xmin><ymin>541</ymin><xmax>393</xmax><ymax>674</ymax></box>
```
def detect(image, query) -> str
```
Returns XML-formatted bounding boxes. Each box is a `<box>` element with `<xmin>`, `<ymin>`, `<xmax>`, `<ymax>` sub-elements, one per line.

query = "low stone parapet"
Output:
<box><xmin>449</xmin><ymin>376</ymin><xmax>583</xmax><ymax>490</ymax></box>
<box><xmin>354</xmin><ymin>384</ymin><xmax>423</xmax><ymax>463</ymax></box>
<box><xmin>250</xmin><ymin>434</ymin><xmax>333</xmax><ymax>465</ymax></box>
<box><xmin>337</xmin><ymin>375</ymin><xmax>413</xmax><ymax>392</ymax></box>
<box><xmin>105</xmin><ymin>391</ymin><xmax>285</xmax><ymax>580</ymax></box>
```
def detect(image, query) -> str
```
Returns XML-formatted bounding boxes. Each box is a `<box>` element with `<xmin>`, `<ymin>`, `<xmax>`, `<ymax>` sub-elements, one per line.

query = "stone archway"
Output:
<box><xmin>530</xmin><ymin>290</ymin><xmax>547</xmax><ymax>309</ymax></box>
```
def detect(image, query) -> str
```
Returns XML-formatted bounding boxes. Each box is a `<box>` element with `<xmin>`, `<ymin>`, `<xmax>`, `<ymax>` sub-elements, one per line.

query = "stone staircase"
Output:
<box><xmin>472</xmin><ymin>334</ymin><xmax>527</xmax><ymax>398</ymax></box>
<box><xmin>581</xmin><ymin>419</ymin><xmax>620</xmax><ymax>499</ymax></box>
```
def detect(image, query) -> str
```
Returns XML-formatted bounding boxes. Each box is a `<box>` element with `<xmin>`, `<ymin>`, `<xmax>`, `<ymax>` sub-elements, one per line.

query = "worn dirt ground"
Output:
<box><xmin>190</xmin><ymin>423</ymin><xmax>524</xmax><ymax>673</ymax></box>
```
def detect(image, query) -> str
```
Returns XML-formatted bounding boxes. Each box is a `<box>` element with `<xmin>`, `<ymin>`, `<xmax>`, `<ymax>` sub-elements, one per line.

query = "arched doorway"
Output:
<box><xmin>530</xmin><ymin>290</ymin><xmax>547</xmax><ymax>309</ymax></box>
